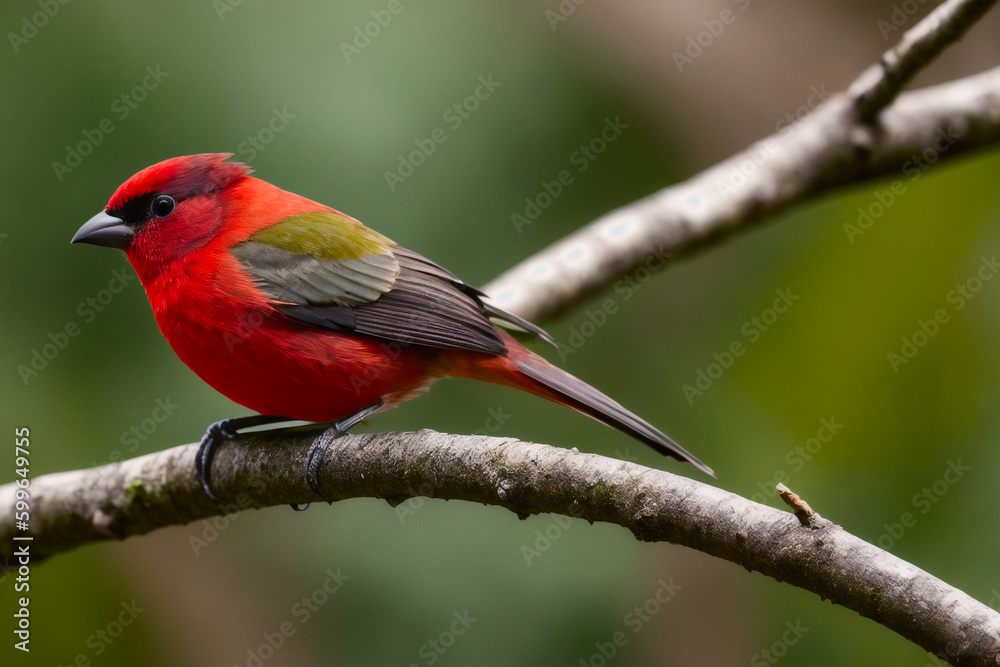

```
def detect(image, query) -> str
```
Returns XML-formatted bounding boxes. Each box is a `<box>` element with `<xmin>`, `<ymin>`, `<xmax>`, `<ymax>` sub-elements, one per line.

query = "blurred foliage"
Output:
<box><xmin>2</xmin><ymin>1</ymin><xmax>999</xmax><ymax>666</ymax></box>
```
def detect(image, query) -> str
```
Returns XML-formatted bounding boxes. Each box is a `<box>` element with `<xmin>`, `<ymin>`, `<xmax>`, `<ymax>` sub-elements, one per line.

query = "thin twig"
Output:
<box><xmin>849</xmin><ymin>0</ymin><xmax>999</xmax><ymax>120</ymax></box>
<box><xmin>776</xmin><ymin>482</ymin><xmax>815</xmax><ymax>527</ymax></box>
<box><xmin>486</xmin><ymin>51</ymin><xmax>1000</xmax><ymax>322</ymax></box>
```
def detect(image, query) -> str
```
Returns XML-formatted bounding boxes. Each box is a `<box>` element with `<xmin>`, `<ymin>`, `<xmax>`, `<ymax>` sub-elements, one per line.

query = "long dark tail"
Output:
<box><xmin>448</xmin><ymin>333</ymin><xmax>714</xmax><ymax>477</ymax></box>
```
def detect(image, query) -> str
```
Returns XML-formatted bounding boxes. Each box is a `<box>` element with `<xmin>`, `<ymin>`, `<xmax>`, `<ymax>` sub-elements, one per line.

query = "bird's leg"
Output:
<box><xmin>196</xmin><ymin>415</ymin><xmax>297</xmax><ymax>501</ymax></box>
<box><xmin>305</xmin><ymin>400</ymin><xmax>385</xmax><ymax>494</ymax></box>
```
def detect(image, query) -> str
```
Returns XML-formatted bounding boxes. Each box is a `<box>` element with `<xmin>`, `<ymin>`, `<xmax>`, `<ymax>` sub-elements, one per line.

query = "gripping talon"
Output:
<box><xmin>194</xmin><ymin>405</ymin><xmax>382</xmax><ymax>502</ymax></box>
<box><xmin>196</xmin><ymin>420</ymin><xmax>232</xmax><ymax>502</ymax></box>
<box><xmin>305</xmin><ymin>426</ymin><xmax>346</xmax><ymax>495</ymax></box>
<box><xmin>195</xmin><ymin>414</ymin><xmax>292</xmax><ymax>502</ymax></box>
<box><xmin>304</xmin><ymin>400</ymin><xmax>384</xmax><ymax>495</ymax></box>
<box><xmin>305</xmin><ymin>438</ymin><xmax>327</xmax><ymax>495</ymax></box>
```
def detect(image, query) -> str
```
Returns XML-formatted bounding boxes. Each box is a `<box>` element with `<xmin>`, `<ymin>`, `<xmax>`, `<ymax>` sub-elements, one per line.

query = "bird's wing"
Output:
<box><xmin>230</xmin><ymin>212</ymin><xmax>399</xmax><ymax>308</ymax></box>
<box><xmin>391</xmin><ymin>247</ymin><xmax>556</xmax><ymax>347</ymax></box>
<box><xmin>231</xmin><ymin>211</ymin><xmax>551</xmax><ymax>355</ymax></box>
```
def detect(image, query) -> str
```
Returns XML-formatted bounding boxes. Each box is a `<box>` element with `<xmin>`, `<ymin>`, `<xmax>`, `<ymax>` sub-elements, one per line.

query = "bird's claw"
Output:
<box><xmin>302</xmin><ymin>400</ymin><xmax>383</xmax><ymax>496</ymax></box>
<box><xmin>195</xmin><ymin>419</ymin><xmax>237</xmax><ymax>503</ymax></box>
<box><xmin>304</xmin><ymin>426</ymin><xmax>345</xmax><ymax>495</ymax></box>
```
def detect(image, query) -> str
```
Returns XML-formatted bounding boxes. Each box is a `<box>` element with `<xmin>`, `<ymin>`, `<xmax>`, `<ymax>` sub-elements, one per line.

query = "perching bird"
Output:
<box><xmin>72</xmin><ymin>154</ymin><xmax>712</xmax><ymax>499</ymax></box>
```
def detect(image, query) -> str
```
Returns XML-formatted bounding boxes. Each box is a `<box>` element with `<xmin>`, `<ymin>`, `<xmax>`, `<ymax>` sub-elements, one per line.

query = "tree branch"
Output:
<box><xmin>5</xmin><ymin>2</ymin><xmax>1000</xmax><ymax>664</ymax></box>
<box><xmin>3</xmin><ymin>431</ymin><xmax>999</xmax><ymax>665</ymax></box>
<box><xmin>484</xmin><ymin>2</ymin><xmax>1000</xmax><ymax>322</ymax></box>
<box><xmin>850</xmin><ymin>0</ymin><xmax>998</xmax><ymax>119</ymax></box>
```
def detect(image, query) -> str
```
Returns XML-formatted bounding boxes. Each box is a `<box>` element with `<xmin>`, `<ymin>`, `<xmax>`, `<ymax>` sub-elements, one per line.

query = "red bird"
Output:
<box><xmin>72</xmin><ymin>154</ymin><xmax>711</xmax><ymax>498</ymax></box>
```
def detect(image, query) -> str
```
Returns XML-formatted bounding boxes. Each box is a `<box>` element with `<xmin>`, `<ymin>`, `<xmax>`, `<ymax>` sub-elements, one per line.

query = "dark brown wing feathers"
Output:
<box><xmin>269</xmin><ymin>246</ymin><xmax>551</xmax><ymax>355</ymax></box>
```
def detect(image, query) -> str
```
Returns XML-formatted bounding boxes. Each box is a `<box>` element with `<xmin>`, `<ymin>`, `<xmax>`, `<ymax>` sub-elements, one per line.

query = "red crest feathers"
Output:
<box><xmin>106</xmin><ymin>153</ymin><xmax>252</xmax><ymax>211</ymax></box>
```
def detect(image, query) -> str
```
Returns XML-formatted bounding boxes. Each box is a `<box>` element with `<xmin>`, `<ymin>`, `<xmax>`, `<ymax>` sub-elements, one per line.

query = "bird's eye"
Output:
<box><xmin>150</xmin><ymin>195</ymin><xmax>176</xmax><ymax>218</ymax></box>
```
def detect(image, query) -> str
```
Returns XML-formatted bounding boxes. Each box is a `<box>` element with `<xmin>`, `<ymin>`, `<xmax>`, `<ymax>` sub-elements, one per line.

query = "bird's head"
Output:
<box><xmin>72</xmin><ymin>153</ymin><xmax>252</xmax><ymax>268</ymax></box>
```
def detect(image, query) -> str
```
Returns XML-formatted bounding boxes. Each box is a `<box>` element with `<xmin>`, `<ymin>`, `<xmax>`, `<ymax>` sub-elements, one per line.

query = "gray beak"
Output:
<box><xmin>71</xmin><ymin>211</ymin><xmax>133</xmax><ymax>249</ymax></box>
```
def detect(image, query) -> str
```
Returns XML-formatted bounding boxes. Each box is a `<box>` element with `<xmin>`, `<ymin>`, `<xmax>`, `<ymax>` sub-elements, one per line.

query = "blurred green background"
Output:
<box><xmin>2</xmin><ymin>1</ymin><xmax>1000</xmax><ymax>665</ymax></box>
